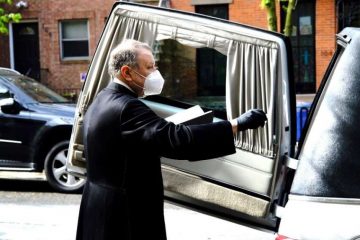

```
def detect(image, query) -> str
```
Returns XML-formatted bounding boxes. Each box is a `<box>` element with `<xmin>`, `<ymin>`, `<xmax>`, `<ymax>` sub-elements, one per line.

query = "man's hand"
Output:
<box><xmin>236</xmin><ymin>109</ymin><xmax>267</xmax><ymax>131</ymax></box>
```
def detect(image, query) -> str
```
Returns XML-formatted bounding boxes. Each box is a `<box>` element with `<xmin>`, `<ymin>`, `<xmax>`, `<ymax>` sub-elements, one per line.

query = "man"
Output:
<box><xmin>76</xmin><ymin>39</ymin><xmax>267</xmax><ymax>240</ymax></box>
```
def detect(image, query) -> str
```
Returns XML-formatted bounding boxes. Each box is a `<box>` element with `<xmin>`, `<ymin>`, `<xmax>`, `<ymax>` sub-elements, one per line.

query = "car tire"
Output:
<box><xmin>44</xmin><ymin>140</ymin><xmax>85</xmax><ymax>193</ymax></box>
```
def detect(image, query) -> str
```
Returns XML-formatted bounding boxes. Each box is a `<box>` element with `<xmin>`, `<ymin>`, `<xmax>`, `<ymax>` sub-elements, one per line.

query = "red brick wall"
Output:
<box><xmin>171</xmin><ymin>0</ymin><xmax>269</xmax><ymax>30</ymax></box>
<box><xmin>315</xmin><ymin>0</ymin><xmax>336</xmax><ymax>89</ymax></box>
<box><xmin>0</xmin><ymin>35</ymin><xmax>10</xmax><ymax>68</ymax></box>
<box><xmin>0</xmin><ymin>0</ymin><xmax>115</xmax><ymax>93</ymax></box>
<box><xmin>171</xmin><ymin>0</ymin><xmax>194</xmax><ymax>12</ymax></box>
<box><xmin>229</xmin><ymin>0</ymin><xmax>268</xmax><ymax>29</ymax></box>
<box><xmin>35</xmin><ymin>0</ymin><xmax>114</xmax><ymax>91</ymax></box>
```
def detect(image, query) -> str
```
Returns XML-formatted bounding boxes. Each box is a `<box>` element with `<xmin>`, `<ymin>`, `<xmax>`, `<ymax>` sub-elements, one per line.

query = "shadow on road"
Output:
<box><xmin>0</xmin><ymin>179</ymin><xmax>54</xmax><ymax>192</ymax></box>
<box><xmin>0</xmin><ymin>171</ymin><xmax>84</xmax><ymax>194</ymax></box>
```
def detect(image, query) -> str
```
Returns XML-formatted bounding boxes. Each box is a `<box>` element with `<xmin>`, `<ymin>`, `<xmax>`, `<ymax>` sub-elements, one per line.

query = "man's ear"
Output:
<box><xmin>120</xmin><ymin>66</ymin><xmax>132</xmax><ymax>82</ymax></box>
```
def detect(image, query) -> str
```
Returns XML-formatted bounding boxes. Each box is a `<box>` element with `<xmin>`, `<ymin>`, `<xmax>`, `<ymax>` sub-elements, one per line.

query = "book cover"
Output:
<box><xmin>165</xmin><ymin>105</ymin><xmax>213</xmax><ymax>125</ymax></box>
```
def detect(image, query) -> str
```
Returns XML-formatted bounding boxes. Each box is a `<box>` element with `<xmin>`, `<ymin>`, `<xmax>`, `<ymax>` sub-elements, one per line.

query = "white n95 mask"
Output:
<box><xmin>143</xmin><ymin>70</ymin><xmax>165</xmax><ymax>96</ymax></box>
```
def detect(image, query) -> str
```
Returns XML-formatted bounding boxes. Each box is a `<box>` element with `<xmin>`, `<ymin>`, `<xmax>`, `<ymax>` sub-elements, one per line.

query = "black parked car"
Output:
<box><xmin>0</xmin><ymin>67</ymin><xmax>85</xmax><ymax>192</ymax></box>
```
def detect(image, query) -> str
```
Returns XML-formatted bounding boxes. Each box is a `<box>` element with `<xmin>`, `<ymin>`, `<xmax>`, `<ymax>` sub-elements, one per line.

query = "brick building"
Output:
<box><xmin>0</xmin><ymin>0</ymin><xmax>116</xmax><ymax>97</ymax></box>
<box><xmin>0</xmin><ymin>0</ymin><xmax>358</xmax><ymax>98</ymax></box>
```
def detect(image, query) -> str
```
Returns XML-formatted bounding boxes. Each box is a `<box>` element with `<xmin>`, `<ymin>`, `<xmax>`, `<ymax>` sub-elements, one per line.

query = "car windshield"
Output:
<box><xmin>6</xmin><ymin>75</ymin><xmax>69</xmax><ymax>103</ymax></box>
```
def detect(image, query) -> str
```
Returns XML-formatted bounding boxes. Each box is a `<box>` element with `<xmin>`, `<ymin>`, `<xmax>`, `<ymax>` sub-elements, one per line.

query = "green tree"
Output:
<box><xmin>0</xmin><ymin>0</ymin><xmax>22</xmax><ymax>35</ymax></box>
<box><xmin>260</xmin><ymin>0</ymin><xmax>296</xmax><ymax>36</ymax></box>
<box><xmin>260</xmin><ymin>0</ymin><xmax>278</xmax><ymax>32</ymax></box>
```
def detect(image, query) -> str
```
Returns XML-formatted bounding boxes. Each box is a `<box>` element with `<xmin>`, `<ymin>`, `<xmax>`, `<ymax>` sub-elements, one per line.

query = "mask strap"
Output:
<box><xmin>130</xmin><ymin>68</ymin><xmax>146</xmax><ymax>79</ymax></box>
<box><xmin>132</xmin><ymin>81</ymin><xmax>145</xmax><ymax>90</ymax></box>
<box><xmin>127</xmin><ymin>67</ymin><xmax>146</xmax><ymax>91</ymax></box>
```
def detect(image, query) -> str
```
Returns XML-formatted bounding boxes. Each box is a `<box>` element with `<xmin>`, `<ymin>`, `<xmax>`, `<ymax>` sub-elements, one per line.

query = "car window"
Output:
<box><xmin>148</xmin><ymin>36</ymin><xmax>277</xmax><ymax>158</ymax></box>
<box><xmin>78</xmin><ymin>6</ymin><xmax>280</xmax><ymax>158</ymax></box>
<box><xmin>4</xmin><ymin>75</ymin><xmax>69</xmax><ymax>103</ymax></box>
<box><xmin>152</xmin><ymin>39</ymin><xmax>227</xmax><ymax>119</ymax></box>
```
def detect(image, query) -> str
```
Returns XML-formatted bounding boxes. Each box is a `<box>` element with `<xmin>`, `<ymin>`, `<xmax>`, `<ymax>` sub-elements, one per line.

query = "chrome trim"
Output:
<box><xmin>284</xmin><ymin>155</ymin><xmax>298</xmax><ymax>170</ymax></box>
<box><xmin>274</xmin><ymin>204</ymin><xmax>285</xmax><ymax>218</ymax></box>
<box><xmin>0</xmin><ymin>167</ymin><xmax>34</xmax><ymax>171</ymax></box>
<box><xmin>0</xmin><ymin>170</ymin><xmax>45</xmax><ymax>181</ymax></box>
<box><xmin>66</xmin><ymin>168</ymin><xmax>86</xmax><ymax>179</ymax></box>
<box><xmin>0</xmin><ymin>139</ymin><xmax>22</xmax><ymax>144</ymax></box>
<box><xmin>289</xmin><ymin>194</ymin><xmax>360</xmax><ymax>204</ymax></box>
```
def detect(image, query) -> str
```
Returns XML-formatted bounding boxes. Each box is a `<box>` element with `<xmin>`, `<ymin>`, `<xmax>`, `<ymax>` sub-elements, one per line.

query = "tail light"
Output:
<box><xmin>275</xmin><ymin>234</ymin><xmax>296</xmax><ymax>240</ymax></box>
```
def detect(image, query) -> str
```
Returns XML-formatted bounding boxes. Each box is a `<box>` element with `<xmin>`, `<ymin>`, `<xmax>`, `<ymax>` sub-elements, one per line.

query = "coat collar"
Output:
<box><xmin>107</xmin><ymin>82</ymin><xmax>138</xmax><ymax>98</ymax></box>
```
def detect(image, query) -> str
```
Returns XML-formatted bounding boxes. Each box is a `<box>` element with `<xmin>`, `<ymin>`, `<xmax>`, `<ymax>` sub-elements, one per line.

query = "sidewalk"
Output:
<box><xmin>0</xmin><ymin>172</ymin><xmax>274</xmax><ymax>240</ymax></box>
<box><xmin>0</xmin><ymin>199</ymin><xmax>274</xmax><ymax>240</ymax></box>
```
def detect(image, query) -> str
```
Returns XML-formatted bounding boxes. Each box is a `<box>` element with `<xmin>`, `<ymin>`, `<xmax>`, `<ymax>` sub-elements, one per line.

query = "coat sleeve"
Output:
<box><xmin>119</xmin><ymin>99</ymin><xmax>236</xmax><ymax>161</ymax></box>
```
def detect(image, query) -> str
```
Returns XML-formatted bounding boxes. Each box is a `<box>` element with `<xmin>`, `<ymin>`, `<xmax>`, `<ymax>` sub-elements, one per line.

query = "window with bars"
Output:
<box><xmin>337</xmin><ymin>0</ymin><xmax>360</xmax><ymax>31</ymax></box>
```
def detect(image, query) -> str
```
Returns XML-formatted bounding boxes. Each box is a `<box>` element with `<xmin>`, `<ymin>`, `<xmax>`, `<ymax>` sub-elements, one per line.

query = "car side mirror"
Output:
<box><xmin>0</xmin><ymin>98</ymin><xmax>21</xmax><ymax>114</ymax></box>
<box><xmin>0</xmin><ymin>97</ymin><xmax>14</xmax><ymax>107</ymax></box>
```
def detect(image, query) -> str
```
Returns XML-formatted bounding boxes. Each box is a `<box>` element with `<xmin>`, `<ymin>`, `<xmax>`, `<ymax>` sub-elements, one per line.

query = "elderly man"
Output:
<box><xmin>76</xmin><ymin>39</ymin><xmax>267</xmax><ymax>240</ymax></box>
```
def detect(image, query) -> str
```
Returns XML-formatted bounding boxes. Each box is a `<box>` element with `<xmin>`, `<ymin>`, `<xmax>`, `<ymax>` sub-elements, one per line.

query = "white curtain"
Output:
<box><xmin>226</xmin><ymin>41</ymin><xmax>277</xmax><ymax>157</ymax></box>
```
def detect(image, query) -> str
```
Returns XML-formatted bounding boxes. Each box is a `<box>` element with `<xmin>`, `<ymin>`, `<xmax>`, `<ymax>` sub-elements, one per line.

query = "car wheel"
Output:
<box><xmin>44</xmin><ymin>140</ymin><xmax>85</xmax><ymax>193</ymax></box>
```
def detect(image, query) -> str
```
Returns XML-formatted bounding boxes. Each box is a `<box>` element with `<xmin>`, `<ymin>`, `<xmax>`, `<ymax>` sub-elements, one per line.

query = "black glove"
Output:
<box><xmin>236</xmin><ymin>109</ymin><xmax>267</xmax><ymax>131</ymax></box>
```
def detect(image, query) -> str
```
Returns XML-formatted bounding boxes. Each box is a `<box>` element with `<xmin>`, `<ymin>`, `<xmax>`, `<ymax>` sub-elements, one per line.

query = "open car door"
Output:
<box><xmin>66</xmin><ymin>2</ymin><xmax>296</xmax><ymax>231</ymax></box>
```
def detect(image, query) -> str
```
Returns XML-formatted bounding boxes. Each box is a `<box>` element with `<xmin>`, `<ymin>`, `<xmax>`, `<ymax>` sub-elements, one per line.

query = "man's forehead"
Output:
<box><xmin>137</xmin><ymin>48</ymin><xmax>154</xmax><ymax>64</ymax></box>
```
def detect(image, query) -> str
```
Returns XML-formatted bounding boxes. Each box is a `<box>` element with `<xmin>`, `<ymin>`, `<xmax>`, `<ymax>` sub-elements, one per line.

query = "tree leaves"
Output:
<box><xmin>260</xmin><ymin>0</ymin><xmax>277</xmax><ymax>32</ymax></box>
<box><xmin>0</xmin><ymin>0</ymin><xmax>22</xmax><ymax>35</ymax></box>
<box><xmin>259</xmin><ymin>0</ymin><xmax>296</xmax><ymax>36</ymax></box>
<box><xmin>0</xmin><ymin>1</ymin><xmax>14</xmax><ymax>4</ymax></box>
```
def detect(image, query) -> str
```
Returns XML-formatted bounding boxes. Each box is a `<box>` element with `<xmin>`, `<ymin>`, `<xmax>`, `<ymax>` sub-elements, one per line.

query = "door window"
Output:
<box><xmin>82</xmin><ymin>9</ymin><xmax>278</xmax><ymax>158</ymax></box>
<box><xmin>155</xmin><ymin>39</ymin><xmax>227</xmax><ymax>117</ymax></box>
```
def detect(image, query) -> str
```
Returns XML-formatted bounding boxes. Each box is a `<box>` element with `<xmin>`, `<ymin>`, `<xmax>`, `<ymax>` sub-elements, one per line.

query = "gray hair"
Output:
<box><xmin>108</xmin><ymin>39</ymin><xmax>152</xmax><ymax>77</ymax></box>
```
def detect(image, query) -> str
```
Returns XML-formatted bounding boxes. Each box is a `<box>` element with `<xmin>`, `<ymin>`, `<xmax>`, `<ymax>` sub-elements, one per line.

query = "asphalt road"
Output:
<box><xmin>0</xmin><ymin>172</ymin><xmax>274</xmax><ymax>240</ymax></box>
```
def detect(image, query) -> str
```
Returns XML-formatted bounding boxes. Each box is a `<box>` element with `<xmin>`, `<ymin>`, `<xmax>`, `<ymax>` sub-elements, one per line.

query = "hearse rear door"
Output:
<box><xmin>66</xmin><ymin>2</ymin><xmax>295</xmax><ymax>231</ymax></box>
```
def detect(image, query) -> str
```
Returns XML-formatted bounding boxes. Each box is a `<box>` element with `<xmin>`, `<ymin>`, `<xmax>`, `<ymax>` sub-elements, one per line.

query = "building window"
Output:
<box><xmin>195</xmin><ymin>4</ymin><xmax>228</xmax><ymax>96</ymax></box>
<box><xmin>281</xmin><ymin>0</ymin><xmax>316</xmax><ymax>94</ymax></box>
<box><xmin>337</xmin><ymin>0</ymin><xmax>360</xmax><ymax>31</ymax></box>
<box><xmin>59</xmin><ymin>20</ymin><xmax>89</xmax><ymax>60</ymax></box>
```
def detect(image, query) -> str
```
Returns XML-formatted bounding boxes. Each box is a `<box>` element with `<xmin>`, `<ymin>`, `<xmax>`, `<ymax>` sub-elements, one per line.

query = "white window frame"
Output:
<box><xmin>59</xmin><ymin>19</ymin><xmax>90</xmax><ymax>61</ymax></box>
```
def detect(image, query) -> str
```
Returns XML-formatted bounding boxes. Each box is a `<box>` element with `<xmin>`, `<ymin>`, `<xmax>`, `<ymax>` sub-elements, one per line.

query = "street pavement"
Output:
<box><xmin>0</xmin><ymin>171</ymin><xmax>274</xmax><ymax>240</ymax></box>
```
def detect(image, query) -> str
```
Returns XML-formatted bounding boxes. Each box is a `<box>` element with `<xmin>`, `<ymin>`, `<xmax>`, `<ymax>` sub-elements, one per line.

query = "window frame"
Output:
<box><xmin>280</xmin><ymin>0</ymin><xmax>316</xmax><ymax>94</ymax></box>
<box><xmin>194</xmin><ymin>4</ymin><xmax>229</xmax><ymax>98</ymax></box>
<box><xmin>59</xmin><ymin>19</ymin><xmax>90</xmax><ymax>61</ymax></box>
<box><xmin>337</xmin><ymin>0</ymin><xmax>360</xmax><ymax>31</ymax></box>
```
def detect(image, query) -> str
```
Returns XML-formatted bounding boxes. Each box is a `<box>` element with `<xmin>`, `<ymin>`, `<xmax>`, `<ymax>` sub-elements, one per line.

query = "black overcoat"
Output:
<box><xmin>76</xmin><ymin>82</ymin><xmax>236</xmax><ymax>240</ymax></box>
